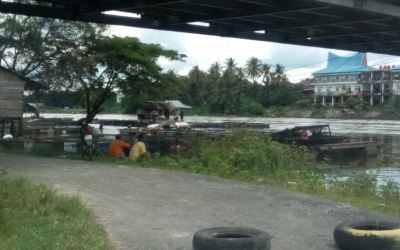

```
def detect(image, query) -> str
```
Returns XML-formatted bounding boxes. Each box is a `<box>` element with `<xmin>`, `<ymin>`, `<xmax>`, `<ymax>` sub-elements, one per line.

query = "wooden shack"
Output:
<box><xmin>137</xmin><ymin>100</ymin><xmax>191</xmax><ymax>123</ymax></box>
<box><xmin>0</xmin><ymin>66</ymin><xmax>44</xmax><ymax>137</ymax></box>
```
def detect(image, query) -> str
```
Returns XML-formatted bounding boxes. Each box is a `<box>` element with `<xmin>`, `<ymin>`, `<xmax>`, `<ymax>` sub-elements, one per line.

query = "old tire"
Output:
<box><xmin>193</xmin><ymin>227</ymin><xmax>271</xmax><ymax>250</ymax></box>
<box><xmin>334</xmin><ymin>220</ymin><xmax>400</xmax><ymax>250</ymax></box>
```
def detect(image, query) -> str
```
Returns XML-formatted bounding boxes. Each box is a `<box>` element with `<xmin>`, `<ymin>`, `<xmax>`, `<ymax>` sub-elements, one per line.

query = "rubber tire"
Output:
<box><xmin>192</xmin><ymin>227</ymin><xmax>271</xmax><ymax>250</ymax></box>
<box><xmin>334</xmin><ymin>220</ymin><xmax>400</xmax><ymax>250</ymax></box>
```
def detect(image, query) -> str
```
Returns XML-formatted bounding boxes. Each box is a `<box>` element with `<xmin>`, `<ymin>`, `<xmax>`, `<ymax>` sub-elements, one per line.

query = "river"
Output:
<box><xmin>37</xmin><ymin>113</ymin><xmax>400</xmax><ymax>186</ymax></box>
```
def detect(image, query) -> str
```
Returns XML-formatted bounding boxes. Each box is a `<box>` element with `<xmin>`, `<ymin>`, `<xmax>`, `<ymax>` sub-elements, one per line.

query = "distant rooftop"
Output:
<box><xmin>391</xmin><ymin>67</ymin><xmax>400</xmax><ymax>73</ymax></box>
<box><xmin>166</xmin><ymin>100</ymin><xmax>192</xmax><ymax>109</ymax></box>
<box><xmin>313</xmin><ymin>52</ymin><xmax>372</xmax><ymax>76</ymax></box>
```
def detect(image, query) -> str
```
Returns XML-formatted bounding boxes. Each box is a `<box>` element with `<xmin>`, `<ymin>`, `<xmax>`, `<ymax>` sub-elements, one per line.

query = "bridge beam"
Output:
<box><xmin>312</xmin><ymin>0</ymin><xmax>400</xmax><ymax>18</ymax></box>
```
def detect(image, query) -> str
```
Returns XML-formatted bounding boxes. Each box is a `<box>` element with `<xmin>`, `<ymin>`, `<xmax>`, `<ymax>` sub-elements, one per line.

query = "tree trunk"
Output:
<box><xmin>84</xmin><ymin>86</ymin><xmax>91</xmax><ymax>122</ymax></box>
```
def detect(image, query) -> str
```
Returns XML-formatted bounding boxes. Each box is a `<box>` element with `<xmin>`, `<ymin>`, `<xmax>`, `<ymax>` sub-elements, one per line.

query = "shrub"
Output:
<box><xmin>239</xmin><ymin>101</ymin><xmax>264</xmax><ymax>116</ymax></box>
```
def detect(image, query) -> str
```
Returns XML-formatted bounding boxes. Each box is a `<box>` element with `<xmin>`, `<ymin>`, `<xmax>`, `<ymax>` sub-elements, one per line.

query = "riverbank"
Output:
<box><xmin>264</xmin><ymin>105</ymin><xmax>400</xmax><ymax>120</ymax></box>
<box><xmin>137</xmin><ymin>133</ymin><xmax>400</xmax><ymax>217</ymax></box>
<box><xmin>3</xmin><ymin>132</ymin><xmax>399</xmax><ymax>217</ymax></box>
<box><xmin>39</xmin><ymin>105</ymin><xmax>400</xmax><ymax>121</ymax></box>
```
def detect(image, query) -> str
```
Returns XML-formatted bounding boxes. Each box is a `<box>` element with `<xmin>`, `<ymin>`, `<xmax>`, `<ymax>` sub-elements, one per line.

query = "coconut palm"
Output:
<box><xmin>261</xmin><ymin>63</ymin><xmax>272</xmax><ymax>85</ymax></box>
<box><xmin>186</xmin><ymin>66</ymin><xmax>208</xmax><ymax>105</ymax></box>
<box><xmin>244</xmin><ymin>57</ymin><xmax>262</xmax><ymax>83</ymax></box>
<box><xmin>223</xmin><ymin>57</ymin><xmax>238</xmax><ymax>74</ymax></box>
<box><xmin>271</xmin><ymin>64</ymin><xmax>288</xmax><ymax>85</ymax></box>
<box><xmin>208</xmin><ymin>62</ymin><xmax>222</xmax><ymax>78</ymax></box>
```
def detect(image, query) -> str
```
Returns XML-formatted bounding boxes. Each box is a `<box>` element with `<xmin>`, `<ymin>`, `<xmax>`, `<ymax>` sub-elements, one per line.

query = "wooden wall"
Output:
<box><xmin>0</xmin><ymin>68</ymin><xmax>25</xmax><ymax>119</ymax></box>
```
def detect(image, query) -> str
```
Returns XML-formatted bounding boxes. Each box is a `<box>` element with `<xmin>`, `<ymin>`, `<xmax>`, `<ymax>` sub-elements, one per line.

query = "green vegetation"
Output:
<box><xmin>3</xmin><ymin>14</ymin><xmax>306</xmax><ymax>117</ymax></box>
<box><xmin>344</xmin><ymin>97</ymin><xmax>369</xmax><ymax>111</ymax></box>
<box><xmin>132</xmin><ymin>133</ymin><xmax>399</xmax><ymax>217</ymax></box>
<box><xmin>0</xmin><ymin>173</ymin><xmax>110</xmax><ymax>250</ymax></box>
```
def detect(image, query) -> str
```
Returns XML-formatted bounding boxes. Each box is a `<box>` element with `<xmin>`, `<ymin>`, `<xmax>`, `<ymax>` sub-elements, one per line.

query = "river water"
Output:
<box><xmin>37</xmin><ymin>113</ymin><xmax>400</xmax><ymax>186</ymax></box>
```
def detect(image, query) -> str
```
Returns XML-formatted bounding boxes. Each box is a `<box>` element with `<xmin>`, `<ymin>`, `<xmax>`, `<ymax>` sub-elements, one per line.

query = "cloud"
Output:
<box><xmin>108</xmin><ymin>25</ymin><xmax>399</xmax><ymax>83</ymax></box>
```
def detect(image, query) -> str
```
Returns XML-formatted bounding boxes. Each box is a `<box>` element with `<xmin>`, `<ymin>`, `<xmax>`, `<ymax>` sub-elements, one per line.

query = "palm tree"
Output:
<box><xmin>223</xmin><ymin>57</ymin><xmax>238</xmax><ymax>74</ymax></box>
<box><xmin>208</xmin><ymin>62</ymin><xmax>222</xmax><ymax>78</ymax></box>
<box><xmin>187</xmin><ymin>66</ymin><xmax>207</xmax><ymax>105</ymax></box>
<box><xmin>244</xmin><ymin>57</ymin><xmax>262</xmax><ymax>83</ymax></box>
<box><xmin>271</xmin><ymin>64</ymin><xmax>288</xmax><ymax>85</ymax></box>
<box><xmin>261</xmin><ymin>63</ymin><xmax>272</xmax><ymax>85</ymax></box>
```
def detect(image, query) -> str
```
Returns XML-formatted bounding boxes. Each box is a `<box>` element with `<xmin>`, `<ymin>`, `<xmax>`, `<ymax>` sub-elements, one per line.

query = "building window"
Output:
<box><xmin>346</xmin><ymin>87</ymin><xmax>352</xmax><ymax>94</ymax></box>
<box><xmin>354</xmin><ymin>86</ymin><xmax>361</xmax><ymax>92</ymax></box>
<box><xmin>393</xmin><ymin>73</ymin><xmax>400</xmax><ymax>81</ymax></box>
<box><xmin>317</xmin><ymin>87</ymin><xmax>322</xmax><ymax>93</ymax></box>
<box><xmin>336</xmin><ymin>86</ymin><xmax>340</xmax><ymax>92</ymax></box>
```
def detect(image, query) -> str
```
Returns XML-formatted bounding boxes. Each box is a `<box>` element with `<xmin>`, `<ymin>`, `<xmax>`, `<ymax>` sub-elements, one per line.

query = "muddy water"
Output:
<box><xmin>36</xmin><ymin>113</ymin><xmax>400</xmax><ymax>185</ymax></box>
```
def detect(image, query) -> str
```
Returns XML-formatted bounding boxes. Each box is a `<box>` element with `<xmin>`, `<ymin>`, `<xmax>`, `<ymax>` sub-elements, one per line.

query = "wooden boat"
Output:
<box><xmin>271</xmin><ymin>124</ymin><xmax>378</xmax><ymax>157</ymax></box>
<box><xmin>271</xmin><ymin>125</ymin><xmax>348</xmax><ymax>146</ymax></box>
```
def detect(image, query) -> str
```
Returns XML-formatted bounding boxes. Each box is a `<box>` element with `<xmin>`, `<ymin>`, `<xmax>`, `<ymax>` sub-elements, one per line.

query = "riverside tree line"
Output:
<box><xmin>0</xmin><ymin>14</ymin><xmax>306</xmax><ymax>120</ymax></box>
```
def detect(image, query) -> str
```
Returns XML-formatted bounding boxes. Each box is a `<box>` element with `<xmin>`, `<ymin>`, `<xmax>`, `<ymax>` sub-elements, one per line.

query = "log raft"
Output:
<box><xmin>316</xmin><ymin>141</ymin><xmax>378</xmax><ymax>156</ymax></box>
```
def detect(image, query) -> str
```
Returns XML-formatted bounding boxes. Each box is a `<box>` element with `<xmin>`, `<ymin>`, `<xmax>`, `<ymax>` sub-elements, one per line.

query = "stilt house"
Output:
<box><xmin>0</xmin><ymin>66</ymin><xmax>44</xmax><ymax>137</ymax></box>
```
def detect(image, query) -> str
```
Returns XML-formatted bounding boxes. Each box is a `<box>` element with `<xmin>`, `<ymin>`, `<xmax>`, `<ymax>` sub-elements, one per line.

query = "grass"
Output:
<box><xmin>0</xmin><ymin>172</ymin><xmax>111</xmax><ymax>250</ymax></box>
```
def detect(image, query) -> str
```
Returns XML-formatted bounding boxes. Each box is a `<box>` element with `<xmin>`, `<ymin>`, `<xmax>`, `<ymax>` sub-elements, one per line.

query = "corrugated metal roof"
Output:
<box><xmin>313</xmin><ymin>52</ymin><xmax>372</xmax><ymax>75</ymax></box>
<box><xmin>166</xmin><ymin>100</ymin><xmax>192</xmax><ymax>109</ymax></box>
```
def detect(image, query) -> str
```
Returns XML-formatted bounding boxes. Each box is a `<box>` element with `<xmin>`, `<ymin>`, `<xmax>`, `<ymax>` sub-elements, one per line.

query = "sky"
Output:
<box><xmin>108</xmin><ymin>24</ymin><xmax>400</xmax><ymax>83</ymax></box>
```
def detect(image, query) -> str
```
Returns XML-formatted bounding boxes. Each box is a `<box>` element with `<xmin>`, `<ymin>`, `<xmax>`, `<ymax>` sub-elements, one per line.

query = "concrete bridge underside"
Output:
<box><xmin>1</xmin><ymin>0</ymin><xmax>400</xmax><ymax>55</ymax></box>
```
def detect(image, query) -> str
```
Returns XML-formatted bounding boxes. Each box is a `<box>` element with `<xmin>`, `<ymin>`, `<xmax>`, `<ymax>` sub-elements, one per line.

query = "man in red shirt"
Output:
<box><xmin>108</xmin><ymin>134</ymin><xmax>130</xmax><ymax>159</ymax></box>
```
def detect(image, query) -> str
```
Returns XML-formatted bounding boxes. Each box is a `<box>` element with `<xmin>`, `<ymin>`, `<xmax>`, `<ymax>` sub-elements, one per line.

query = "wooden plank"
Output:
<box><xmin>0</xmin><ymin>92</ymin><xmax>23</xmax><ymax>99</ymax></box>
<box><xmin>0</xmin><ymin>109</ymin><xmax>23</xmax><ymax>113</ymax></box>
<box><xmin>0</xmin><ymin>98</ymin><xmax>23</xmax><ymax>103</ymax></box>
<box><xmin>0</xmin><ymin>106</ymin><xmax>23</xmax><ymax>111</ymax></box>
<box><xmin>0</xmin><ymin>103</ymin><xmax>22</xmax><ymax>110</ymax></box>
<box><xmin>0</xmin><ymin>81</ymin><xmax>25</xmax><ymax>88</ymax></box>
<box><xmin>0</xmin><ymin>106</ymin><xmax>23</xmax><ymax>118</ymax></box>
<box><xmin>0</xmin><ymin>106</ymin><xmax>23</xmax><ymax>110</ymax></box>
<box><xmin>0</xmin><ymin>110</ymin><xmax>23</xmax><ymax>114</ymax></box>
<box><xmin>0</xmin><ymin>110</ymin><xmax>23</xmax><ymax>115</ymax></box>
<box><xmin>0</xmin><ymin>100</ymin><xmax>23</xmax><ymax>105</ymax></box>
<box><xmin>0</xmin><ymin>70</ymin><xmax>24</xmax><ymax>82</ymax></box>
<box><xmin>0</xmin><ymin>114</ymin><xmax>22</xmax><ymax>119</ymax></box>
<box><xmin>0</xmin><ymin>89</ymin><xmax>23</xmax><ymax>93</ymax></box>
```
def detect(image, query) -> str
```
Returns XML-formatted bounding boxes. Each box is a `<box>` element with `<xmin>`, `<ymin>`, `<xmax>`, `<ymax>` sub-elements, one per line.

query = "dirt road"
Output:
<box><xmin>1</xmin><ymin>153</ymin><xmax>398</xmax><ymax>250</ymax></box>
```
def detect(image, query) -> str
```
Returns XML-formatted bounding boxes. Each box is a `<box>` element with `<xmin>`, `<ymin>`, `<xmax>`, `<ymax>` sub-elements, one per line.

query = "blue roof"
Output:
<box><xmin>313</xmin><ymin>52</ymin><xmax>372</xmax><ymax>75</ymax></box>
<box><xmin>391</xmin><ymin>67</ymin><xmax>400</xmax><ymax>72</ymax></box>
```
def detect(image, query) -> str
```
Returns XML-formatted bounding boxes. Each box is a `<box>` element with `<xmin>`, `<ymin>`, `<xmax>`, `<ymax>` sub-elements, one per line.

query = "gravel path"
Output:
<box><xmin>1</xmin><ymin>153</ymin><xmax>398</xmax><ymax>250</ymax></box>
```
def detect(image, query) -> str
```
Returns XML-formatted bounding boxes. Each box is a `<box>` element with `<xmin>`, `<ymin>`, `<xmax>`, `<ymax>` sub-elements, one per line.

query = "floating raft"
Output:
<box><xmin>316</xmin><ymin>141</ymin><xmax>378</xmax><ymax>156</ymax></box>
<box><xmin>189</xmin><ymin>121</ymin><xmax>270</xmax><ymax>129</ymax></box>
<box><xmin>98</xmin><ymin>119</ymin><xmax>270</xmax><ymax>130</ymax></box>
